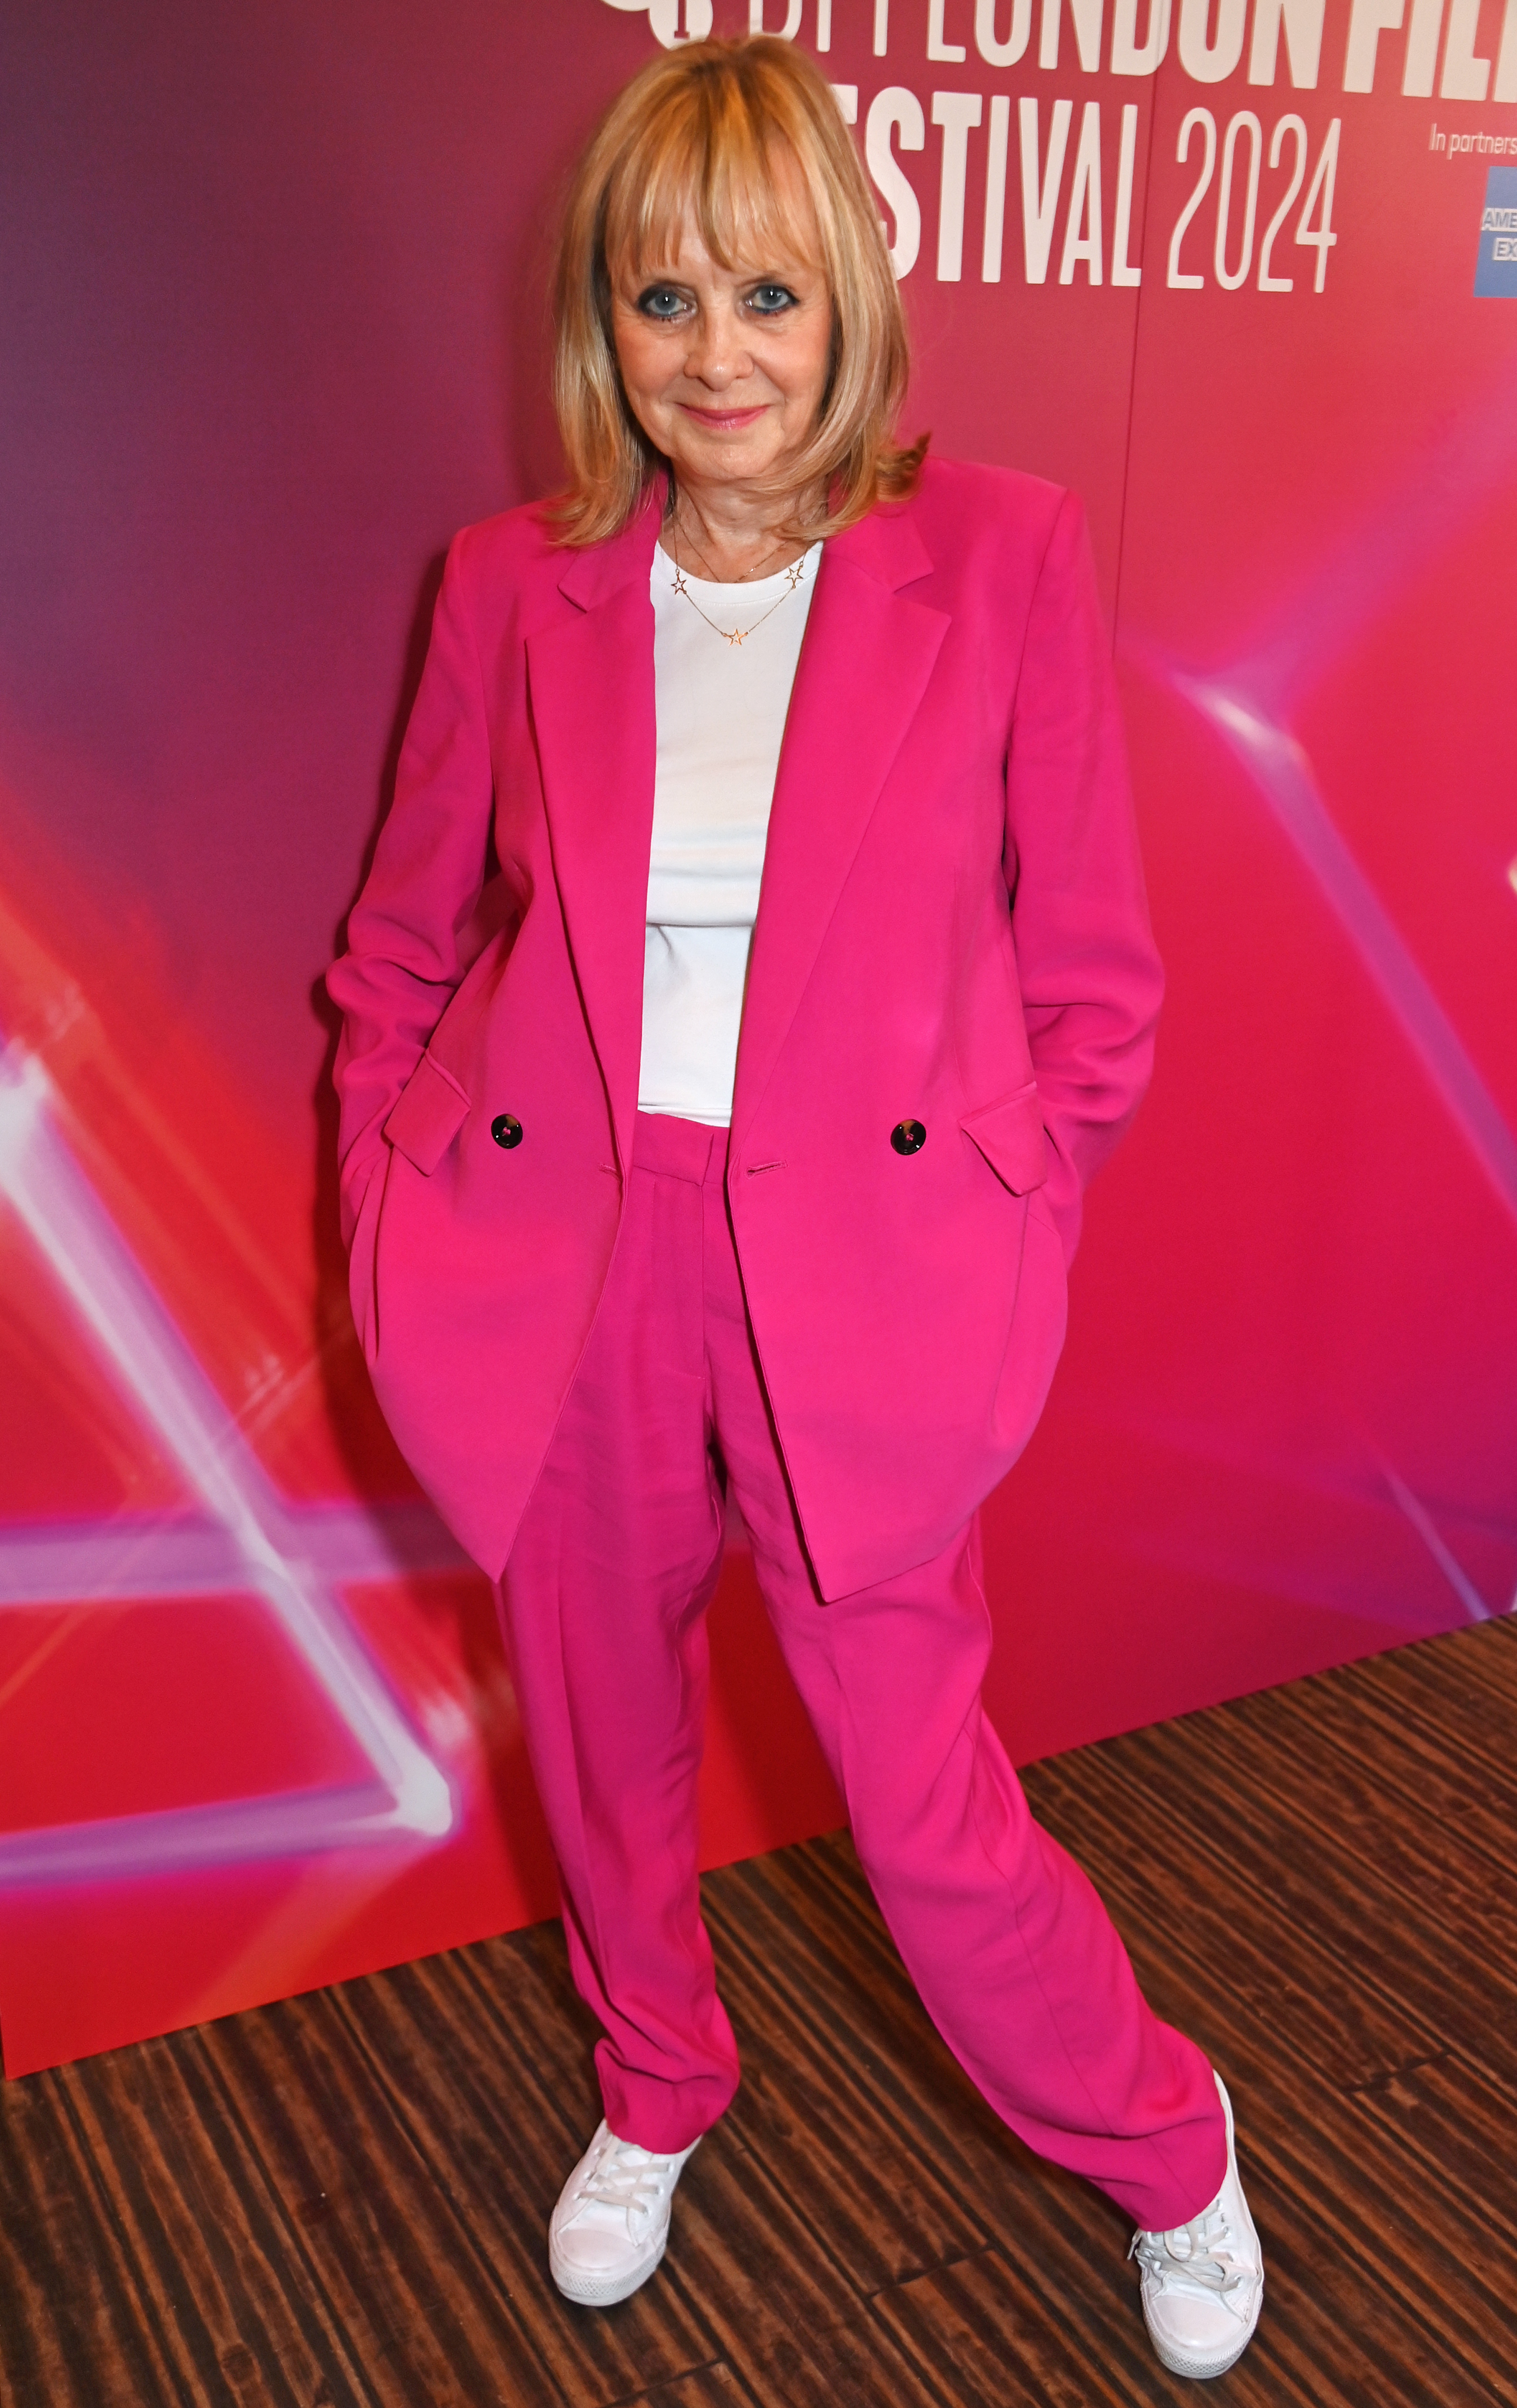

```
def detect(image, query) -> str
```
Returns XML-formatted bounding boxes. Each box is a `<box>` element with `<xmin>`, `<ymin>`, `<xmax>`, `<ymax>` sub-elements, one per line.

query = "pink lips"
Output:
<box><xmin>678</xmin><ymin>403</ymin><xmax>768</xmax><ymax>431</ymax></box>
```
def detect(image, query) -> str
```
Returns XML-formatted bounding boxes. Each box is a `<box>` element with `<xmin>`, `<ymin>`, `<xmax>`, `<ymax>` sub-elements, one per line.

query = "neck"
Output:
<box><xmin>665</xmin><ymin>476</ymin><xmax>822</xmax><ymax>583</ymax></box>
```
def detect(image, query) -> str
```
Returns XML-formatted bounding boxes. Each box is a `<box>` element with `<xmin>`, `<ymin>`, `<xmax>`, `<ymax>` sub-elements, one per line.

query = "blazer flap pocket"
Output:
<box><xmin>384</xmin><ymin>1052</ymin><xmax>470</xmax><ymax>1175</ymax></box>
<box><xmin>961</xmin><ymin>1083</ymin><xmax>1048</xmax><ymax>1195</ymax></box>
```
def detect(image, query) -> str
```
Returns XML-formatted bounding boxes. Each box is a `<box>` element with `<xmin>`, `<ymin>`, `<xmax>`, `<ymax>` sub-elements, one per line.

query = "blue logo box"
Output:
<box><xmin>1475</xmin><ymin>164</ymin><xmax>1517</xmax><ymax>297</ymax></box>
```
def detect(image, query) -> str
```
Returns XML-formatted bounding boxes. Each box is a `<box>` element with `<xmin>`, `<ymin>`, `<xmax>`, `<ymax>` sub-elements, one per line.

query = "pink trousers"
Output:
<box><xmin>497</xmin><ymin>1111</ymin><xmax>1225</xmax><ymax>2232</ymax></box>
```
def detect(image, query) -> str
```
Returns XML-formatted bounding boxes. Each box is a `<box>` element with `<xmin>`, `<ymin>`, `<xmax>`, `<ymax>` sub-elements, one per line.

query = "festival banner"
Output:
<box><xmin>0</xmin><ymin>0</ymin><xmax>1510</xmax><ymax>2071</ymax></box>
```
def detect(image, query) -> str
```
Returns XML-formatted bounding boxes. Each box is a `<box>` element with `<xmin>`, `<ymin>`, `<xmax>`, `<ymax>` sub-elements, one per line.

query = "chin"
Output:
<box><xmin>680</xmin><ymin>446</ymin><xmax>774</xmax><ymax>480</ymax></box>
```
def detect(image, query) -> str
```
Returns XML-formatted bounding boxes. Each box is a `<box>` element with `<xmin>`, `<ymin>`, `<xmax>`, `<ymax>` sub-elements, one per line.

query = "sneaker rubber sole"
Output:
<box><xmin>550</xmin><ymin>2229</ymin><xmax>668</xmax><ymax>2307</ymax></box>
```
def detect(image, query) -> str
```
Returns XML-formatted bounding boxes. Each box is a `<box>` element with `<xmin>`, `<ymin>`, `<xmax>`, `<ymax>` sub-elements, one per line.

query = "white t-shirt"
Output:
<box><xmin>638</xmin><ymin>539</ymin><xmax>822</xmax><ymax>1126</ymax></box>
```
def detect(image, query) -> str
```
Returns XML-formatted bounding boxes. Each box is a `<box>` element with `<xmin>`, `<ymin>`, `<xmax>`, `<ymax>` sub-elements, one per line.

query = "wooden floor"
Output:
<box><xmin>3</xmin><ymin>1616</ymin><xmax>1516</xmax><ymax>2407</ymax></box>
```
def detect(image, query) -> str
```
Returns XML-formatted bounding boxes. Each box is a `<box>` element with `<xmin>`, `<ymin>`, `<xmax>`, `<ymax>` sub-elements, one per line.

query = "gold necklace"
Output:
<box><xmin>667</xmin><ymin>523</ymin><xmax>810</xmax><ymax>649</ymax></box>
<box><xmin>675</xmin><ymin>516</ymin><xmax>794</xmax><ymax>585</ymax></box>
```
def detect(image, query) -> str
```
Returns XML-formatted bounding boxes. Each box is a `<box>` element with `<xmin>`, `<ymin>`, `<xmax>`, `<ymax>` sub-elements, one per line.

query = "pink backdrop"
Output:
<box><xmin>0</xmin><ymin>0</ymin><xmax>1512</xmax><ymax>2075</ymax></box>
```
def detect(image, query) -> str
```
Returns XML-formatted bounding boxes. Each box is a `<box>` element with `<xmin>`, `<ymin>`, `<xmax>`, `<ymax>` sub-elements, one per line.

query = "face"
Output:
<box><xmin>610</xmin><ymin>213</ymin><xmax>833</xmax><ymax>503</ymax></box>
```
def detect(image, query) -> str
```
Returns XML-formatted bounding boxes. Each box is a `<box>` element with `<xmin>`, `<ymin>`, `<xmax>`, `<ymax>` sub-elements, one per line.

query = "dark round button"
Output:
<box><xmin>490</xmin><ymin>1113</ymin><xmax>523</xmax><ymax>1150</ymax></box>
<box><xmin>890</xmin><ymin>1119</ymin><xmax>927</xmax><ymax>1156</ymax></box>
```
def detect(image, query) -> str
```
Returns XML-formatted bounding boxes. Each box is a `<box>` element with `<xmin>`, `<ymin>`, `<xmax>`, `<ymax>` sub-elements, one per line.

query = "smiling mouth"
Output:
<box><xmin>678</xmin><ymin>403</ymin><xmax>769</xmax><ymax>430</ymax></box>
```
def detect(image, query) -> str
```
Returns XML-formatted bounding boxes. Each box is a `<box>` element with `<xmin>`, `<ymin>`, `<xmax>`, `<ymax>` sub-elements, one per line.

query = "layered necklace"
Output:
<box><xmin>666</xmin><ymin>514</ymin><xmax>811</xmax><ymax>649</ymax></box>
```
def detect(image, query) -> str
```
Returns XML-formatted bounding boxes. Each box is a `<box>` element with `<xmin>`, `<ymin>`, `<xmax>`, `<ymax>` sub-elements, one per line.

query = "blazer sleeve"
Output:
<box><xmin>1004</xmin><ymin>490</ymin><xmax>1164</xmax><ymax>1266</ymax></box>
<box><xmin>326</xmin><ymin>531</ymin><xmax>495</xmax><ymax>1247</ymax></box>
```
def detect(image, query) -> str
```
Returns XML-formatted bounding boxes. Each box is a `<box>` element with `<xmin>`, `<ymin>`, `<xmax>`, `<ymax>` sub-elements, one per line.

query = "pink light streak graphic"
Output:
<box><xmin>1126</xmin><ymin>353</ymin><xmax>1517</xmax><ymax>1622</ymax></box>
<box><xmin>0</xmin><ymin>1032</ymin><xmax>464</xmax><ymax>1887</ymax></box>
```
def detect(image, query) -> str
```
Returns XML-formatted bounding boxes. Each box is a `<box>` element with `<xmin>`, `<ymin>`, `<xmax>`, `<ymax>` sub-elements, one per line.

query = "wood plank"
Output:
<box><xmin>701</xmin><ymin>1871</ymin><xmax>997</xmax><ymax>2287</ymax></box>
<box><xmin>1021</xmin><ymin>1715</ymin><xmax>1515</xmax><ymax>2092</ymax></box>
<box><xmin>1111</xmin><ymin>1724</ymin><xmax>1510</xmax><ymax>2073</ymax></box>
<box><xmin>615</xmin><ymin>2368</ymin><xmax>755</xmax><ymax>2408</ymax></box>
<box><xmin>663</xmin><ymin>2123</ymin><xmax>951</xmax><ymax>2408</ymax></box>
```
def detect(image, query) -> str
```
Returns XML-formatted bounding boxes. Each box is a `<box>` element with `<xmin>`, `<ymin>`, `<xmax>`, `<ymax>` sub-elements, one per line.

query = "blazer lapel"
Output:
<box><xmin>731</xmin><ymin>505</ymin><xmax>948</xmax><ymax>1151</ymax></box>
<box><xmin>526</xmin><ymin>497</ymin><xmax>662</xmax><ymax>1176</ymax></box>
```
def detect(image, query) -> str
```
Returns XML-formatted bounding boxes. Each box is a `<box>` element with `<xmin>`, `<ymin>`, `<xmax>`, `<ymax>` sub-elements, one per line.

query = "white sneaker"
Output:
<box><xmin>1130</xmin><ymin>2073</ymin><xmax>1264</xmax><ymax>2379</ymax></box>
<box><xmin>548</xmin><ymin>2120</ymin><xmax>700</xmax><ymax>2307</ymax></box>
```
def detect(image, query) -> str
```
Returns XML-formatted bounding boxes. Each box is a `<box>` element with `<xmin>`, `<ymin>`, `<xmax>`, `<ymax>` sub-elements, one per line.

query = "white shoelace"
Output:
<box><xmin>565</xmin><ymin>2135</ymin><xmax>676</xmax><ymax>2233</ymax></box>
<box><xmin>1129</xmin><ymin>2204</ymin><xmax>1248</xmax><ymax>2304</ymax></box>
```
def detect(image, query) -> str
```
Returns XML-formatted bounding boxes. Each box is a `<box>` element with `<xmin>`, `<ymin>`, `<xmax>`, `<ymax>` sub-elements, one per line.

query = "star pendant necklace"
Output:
<box><xmin>667</xmin><ymin>515</ymin><xmax>809</xmax><ymax>649</ymax></box>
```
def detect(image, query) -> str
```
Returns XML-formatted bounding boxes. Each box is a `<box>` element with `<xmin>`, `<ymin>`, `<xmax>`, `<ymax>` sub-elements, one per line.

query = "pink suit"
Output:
<box><xmin>328</xmin><ymin>458</ymin><xmax>1226</xmax><ymax>2229</ymax></box>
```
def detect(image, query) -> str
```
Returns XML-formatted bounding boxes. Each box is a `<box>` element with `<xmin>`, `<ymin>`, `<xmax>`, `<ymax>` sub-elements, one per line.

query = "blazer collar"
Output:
<box><xmin>527</xmin><ymin>496</ymin><xmax>665</xmax><ymax>1177</ymax></box>
<box><xmin>729</xmin><ymin>497</ymin><xmax>948</xmax><ymax>1153</ymax></box>
<box><xmin>555</xmin><ymin>484</ymin><xmax>666</xmax><ymax>614</ymax></box>
<box><xmin>821</xmin><ymin>496</ymin><xmax>934</xmax><ymax>595</ymax></box>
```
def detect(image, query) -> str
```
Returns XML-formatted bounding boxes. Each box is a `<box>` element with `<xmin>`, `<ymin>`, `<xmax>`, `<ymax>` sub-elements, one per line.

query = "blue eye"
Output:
<box><xmin>748</xmin><ymin>284</ymin><xmax>796</xmax><ymax>314</ymax></box>
<box><xmin>638</xmin><ymin>286</ymin><xmax>687</xmax><ymax>319</ymax></box>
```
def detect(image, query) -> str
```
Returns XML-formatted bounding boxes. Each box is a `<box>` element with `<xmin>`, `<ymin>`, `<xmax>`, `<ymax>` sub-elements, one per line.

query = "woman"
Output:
<box><xmin>327</xmin><ymin>34</ymin><xmax>1262</xmax><ymax>2381</ymax></box>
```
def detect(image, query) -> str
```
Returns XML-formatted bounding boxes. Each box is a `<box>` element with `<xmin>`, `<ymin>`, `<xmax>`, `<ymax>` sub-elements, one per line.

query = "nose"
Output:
<box><xmin>683</xmin><ymin>296</ymin><xmax>751</xmax><ymax>393</ymax></box>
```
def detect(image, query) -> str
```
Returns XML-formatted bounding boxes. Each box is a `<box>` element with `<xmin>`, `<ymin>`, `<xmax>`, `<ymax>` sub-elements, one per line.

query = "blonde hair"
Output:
<box><xmin>550</xmin><ymin>34</ymin><xmax>926</xmax><ymax>547</ymax></box>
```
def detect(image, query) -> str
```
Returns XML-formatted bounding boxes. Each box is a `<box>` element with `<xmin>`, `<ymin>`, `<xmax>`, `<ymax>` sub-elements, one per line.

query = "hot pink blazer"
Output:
<box><xmin>327</xmin><ymin>457</ymin><xmax>1162</xmax><ymax>1600</ymax></box>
